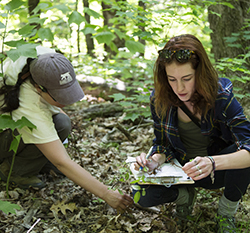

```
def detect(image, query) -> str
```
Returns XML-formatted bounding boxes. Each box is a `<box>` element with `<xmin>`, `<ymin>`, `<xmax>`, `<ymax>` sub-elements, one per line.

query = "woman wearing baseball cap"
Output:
<box><xmin>0</xmin><ymin>46</ymin><xmax>133</xmax><ymax>212</ymax></box>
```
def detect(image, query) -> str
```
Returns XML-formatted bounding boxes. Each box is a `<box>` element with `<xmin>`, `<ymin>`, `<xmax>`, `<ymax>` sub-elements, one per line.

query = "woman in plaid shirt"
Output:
<box><xmin>134</xmin><ymin>34</ymin><xmax>250</xmax><ymax>232</ymax></box>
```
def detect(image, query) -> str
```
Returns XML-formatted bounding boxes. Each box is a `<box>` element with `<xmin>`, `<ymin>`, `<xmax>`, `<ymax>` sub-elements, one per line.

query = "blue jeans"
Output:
<box><xmin>132</xmin><ymin>144</ymin><xmax>250</xmax><ymax>207</ymax></box>
<box><xmin>0</xmin><ymin>113</ymin><xmax>71</xmax><ymax>176</ymax></box>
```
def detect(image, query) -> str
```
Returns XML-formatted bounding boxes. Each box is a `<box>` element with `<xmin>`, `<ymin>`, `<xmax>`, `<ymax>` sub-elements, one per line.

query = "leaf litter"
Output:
<box><xmin>0</xmin><ymin>98</ymin><xmax>250</xmax><ymax>233</ymax></box>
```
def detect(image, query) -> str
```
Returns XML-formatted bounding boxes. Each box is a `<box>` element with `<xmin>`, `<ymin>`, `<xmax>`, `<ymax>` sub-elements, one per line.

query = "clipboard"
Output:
<box><xmin>126</xmin><ymin>157</ymin><xmax>194</xmax><ymax>187</ymax></box>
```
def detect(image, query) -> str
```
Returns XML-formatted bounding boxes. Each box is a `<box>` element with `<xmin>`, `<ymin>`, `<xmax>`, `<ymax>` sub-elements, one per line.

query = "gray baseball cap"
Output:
<box><xmin>30</xmin><ymin>53</ymin><xmax>84</xmax><ymax>105</ymax></box>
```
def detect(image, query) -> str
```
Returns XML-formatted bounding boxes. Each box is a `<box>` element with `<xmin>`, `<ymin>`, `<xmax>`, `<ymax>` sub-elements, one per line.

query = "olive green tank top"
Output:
<box><xmin>178</xmin><ymin>119</ymin><xmax>210</xmax><ymax>160</ymax></box>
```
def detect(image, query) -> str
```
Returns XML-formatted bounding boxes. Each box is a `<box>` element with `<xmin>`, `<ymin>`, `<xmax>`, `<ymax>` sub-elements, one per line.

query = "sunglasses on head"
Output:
<box><xmin>39</xmin><ymin>85</ymin><xmax>57</xmax><ymax>102</ymax></box>
<box><xmin>158</xmin><ymin>49</ymin><xmax>195</xmax><ymax>63</ymax></box>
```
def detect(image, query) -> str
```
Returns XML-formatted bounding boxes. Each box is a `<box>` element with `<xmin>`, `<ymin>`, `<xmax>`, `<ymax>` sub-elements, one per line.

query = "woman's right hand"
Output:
<box><xmin>103</xmin><ymin>189</ymin><xmax>134</xmax><ymax>213</ymax></box>
<box><xmin>134</xmin><ymin>152</ymin><xmax>159</xmax><ymax>171</ymax></box>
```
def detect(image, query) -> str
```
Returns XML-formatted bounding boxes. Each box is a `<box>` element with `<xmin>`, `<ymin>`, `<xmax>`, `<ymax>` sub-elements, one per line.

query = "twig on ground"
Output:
<box><xmin>27</xmin><ymin>218</ymin><xmax>41</xmax><ymax>233</ymax></box>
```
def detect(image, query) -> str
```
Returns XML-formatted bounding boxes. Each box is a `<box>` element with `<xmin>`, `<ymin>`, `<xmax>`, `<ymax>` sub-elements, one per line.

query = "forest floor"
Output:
<box><xmin>1</xmin><ymin>95</ymin><xmax>250</xmax><ymax>233</ymax></box>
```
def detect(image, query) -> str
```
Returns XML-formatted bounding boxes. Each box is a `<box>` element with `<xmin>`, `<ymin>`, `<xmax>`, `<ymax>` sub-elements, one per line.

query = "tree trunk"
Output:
<box><xmin>28</xmin><ymin>0</ymin><xmax>39</xmax><ymax>15</ymax></box>
<box><xmin>83</xmin><ymin>0</ymin><xmax>95</xmax><ymax>57</ymax></box>
<box><xmin>208</xmin><ymin>1</ymin><xmax>250</xmax><ymax>60</ymax></box>
<box><xmin>208</xmin><ymin>1</ymin><xmax>250</xmax><ymax>115</ymax></box>
<box><xmin>138</xmin><ymin>0</ymin><xmax>146</xmax><ymax>57</ymax></box>
<box><xmin>101</xmin><ymin>0</ymin><xmax>126</xmax><ymax>58</ymax></box>
<box><xmin>75</xmin><ymin>0</ymin><xmax>80</xmax><ymax>53</ymax></box>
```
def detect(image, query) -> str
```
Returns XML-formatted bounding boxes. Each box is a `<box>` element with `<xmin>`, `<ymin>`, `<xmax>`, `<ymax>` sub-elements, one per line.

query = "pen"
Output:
<box><xmin>139</xmin><ymin>146</ymin><xmax>154</xmax><ymax>171</ymax></box>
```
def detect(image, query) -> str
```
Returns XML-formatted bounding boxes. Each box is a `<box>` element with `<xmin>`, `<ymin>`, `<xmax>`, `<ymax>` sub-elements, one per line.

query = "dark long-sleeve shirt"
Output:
<box><xmin>150</xmin><ymin>78</ymin><xmax>250</xmax><ymax>165</ymax></box>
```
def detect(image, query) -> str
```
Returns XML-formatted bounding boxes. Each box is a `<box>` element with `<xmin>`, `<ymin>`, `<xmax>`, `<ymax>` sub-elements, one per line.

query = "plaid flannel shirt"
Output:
<box><xmin>149</xmin><ymin>78</ymin><xmax>250</xmax><ymax>165</ymax></box>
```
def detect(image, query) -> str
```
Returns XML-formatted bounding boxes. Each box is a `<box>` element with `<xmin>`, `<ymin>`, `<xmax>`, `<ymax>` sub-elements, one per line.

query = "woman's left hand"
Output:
<box><xmin>182</xmin><ymin>156</ymin><xmax>213</xmax><ymax>180</ymax></box>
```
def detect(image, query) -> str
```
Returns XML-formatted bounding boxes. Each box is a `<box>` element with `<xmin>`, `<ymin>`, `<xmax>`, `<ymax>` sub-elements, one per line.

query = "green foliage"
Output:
<box><xmin>214</xmin><ymin>20</ymin><xmax>250</xmax><ymax>101</ymax></box>
<box><xmin>0</xmin><ymin>199</ymin><xmax>20</xmax><ymax>214</ymax></box>
<box><xmin>0</xmin><ymin>0</ymin><xmax>222</xmax><ymax>121</ymax></box>
<box><xmin>5</xmin><ymin>43</ymin><xmax>37</xmax><ymax>62</ymax></box>
<box><xmin>131</xmin><ymin>184</ymin><xmax>146</xmax><ymax>203</ymax></box>
<box><xmin>68</xmin><ymin>11</ymin><xmax>86</xmax><ymax>26</ymax></box>
<box><xmin>94</xmin><ymin>31</ymin><xmax>116</xmax><ymax>45</ymax></box>
<box><xmin>125</xmin><ymin>40</ymin><xmax>145</xmax><ymax>54</ymax></box>
<box><xmin>0</xmin><ymin>116</ymin><xmax>36</xmax><ymax>212</ymax></box>
<box><xmin>0</xmin><ymin>115</ymin><xmax>36</xmax><ymax>133</ymax></box>
<box><xmin>38</xmin><ymin>28</ymin><xmax>54</xmax><ymax>42</ymax></box>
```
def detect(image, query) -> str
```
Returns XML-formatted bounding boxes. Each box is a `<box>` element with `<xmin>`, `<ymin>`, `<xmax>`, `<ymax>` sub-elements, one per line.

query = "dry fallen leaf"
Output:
<box><xmin>50</xmin><ymin>199</ymin><xmax>77</xmax><ymax>215</ymax></box>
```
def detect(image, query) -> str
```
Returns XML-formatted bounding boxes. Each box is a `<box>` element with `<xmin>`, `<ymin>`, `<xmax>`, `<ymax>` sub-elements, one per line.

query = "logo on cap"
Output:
<box><xmin>60</xmin><ymin>72</ymin><xmax>73</xmax><ymax>85</ymax></box>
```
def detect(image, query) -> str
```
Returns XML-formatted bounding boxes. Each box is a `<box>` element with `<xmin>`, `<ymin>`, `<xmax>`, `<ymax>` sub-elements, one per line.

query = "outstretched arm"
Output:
<box><xmin>36</xmin><ymin>140</ymin><xmax>133</xmax><ymax>211</ymax></box>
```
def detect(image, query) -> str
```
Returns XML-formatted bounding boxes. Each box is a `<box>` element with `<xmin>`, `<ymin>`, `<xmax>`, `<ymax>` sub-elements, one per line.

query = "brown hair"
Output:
<box><xmin>153</xmin><ymin>34</ymin><xmax>218</xmax><ymax>117</ymax></box>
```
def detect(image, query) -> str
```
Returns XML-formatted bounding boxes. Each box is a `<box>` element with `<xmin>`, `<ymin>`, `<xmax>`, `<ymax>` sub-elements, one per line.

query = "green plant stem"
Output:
<box><xmin>6</xmin><ymin>133</ymin><xmax>16</xmax><ymax>199</ymax></box>
<box><xmin>6</xmin><ymin>153</ymin><xmax>16</xmax><ymax>199</ymax></box>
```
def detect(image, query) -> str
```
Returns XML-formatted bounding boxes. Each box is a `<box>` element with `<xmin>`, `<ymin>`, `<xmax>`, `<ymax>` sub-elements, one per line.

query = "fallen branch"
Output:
<box><xmin>115</xmin><ymin>123</ymin><xmax>134</xmax><ymax>142</ymax></box>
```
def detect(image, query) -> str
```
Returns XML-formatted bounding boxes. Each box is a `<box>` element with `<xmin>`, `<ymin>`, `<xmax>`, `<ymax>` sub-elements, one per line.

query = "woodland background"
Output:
<box><xmin>0</xmin><ymin>0</ymin><xmax>250</xmax><ymax>232</ymax></box>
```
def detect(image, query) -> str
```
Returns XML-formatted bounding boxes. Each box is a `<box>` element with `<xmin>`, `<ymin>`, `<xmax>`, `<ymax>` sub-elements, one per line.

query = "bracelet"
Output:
<box><xmin>206</xmin><ymin>156</ymin><xmax>216</xmax><ymax>184</ymax></box>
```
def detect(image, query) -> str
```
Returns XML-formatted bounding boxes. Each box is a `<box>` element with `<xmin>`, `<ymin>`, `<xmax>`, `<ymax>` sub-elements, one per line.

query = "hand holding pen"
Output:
<box><xmin>134</xmin><ymin>146</ymin><xmax>159</xmax><ymax>172</ymax></box>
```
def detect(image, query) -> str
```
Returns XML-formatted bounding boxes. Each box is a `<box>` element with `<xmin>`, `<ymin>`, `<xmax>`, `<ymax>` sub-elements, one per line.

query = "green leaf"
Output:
<box><xmin>234</xmin><ymin>93</ymin><xmax>245</xmax><ymax>99</ymax></box>
<box><xmin>125</xmin><ymin>40</ymin><xmax>145</xmax><ymax>54</ymax></box>
<box><xmin>131</xmin><ymin>184</ymin><xmax>141</xmax><ymax>190</ymax></box>
<box><xmin>0</xmin><ymin>54</ymin><xmax>6</xmax><ymax>60</ymax></box>
<box><xmin>4</xmin><ymin>39</ymin><xmax>26</xmax><ymax>47</ymax></box>
<box><xmin>244</xmin><ymin>52</ymin><xmax>250</xmax><ymax>59</ymax></box>
<box><xmin>5</xmin><ymin>50</ymin><xmax>20</xmax><ymax>61</ymax></box>
<box><xmin>82</xmin><ymin>26</ymin><xmax>96</xmax><ymax>35</ymax></box>
<box><xmin>68</xmin><ymin>11</ymin><xmax>86</xmax><ymax>26</ymax></box>
<box><xmin>130</xmin><ymin>180</ymin><xmax>138</xmax><ymax>184</ymax></box>
<box><xmin>94</xmin><ymin>32</ymin><xmax>116</xmax><ymax>45</ymax></box>
<box><xmin>15</xmin><ymin>116</ymin><xmax>37</xmax><ymax>131</ymax></box>
<box><xmin>224</xmin><ymin>36</ymin><xmax>238</xmax><ymax>43</ymax></box>
<box><xmin>0</xmin><ymin>200</ymin><xmax>20</xmax><ymax>214</ymax></box>
<box><xmin>84</xmin><ymin>7</ymin><xmax>102</xmax><ymax>18</ymax></box>
<box><xmin>227</xmin><ymin>43</ymin><xmax>242</xmax><ymax>49</ymax></box>
<box><xmin>18</xmin><ymin>24</ymin><xmax>37</xmax><ymax>37</ymax></box>
<box><xmin>132</xmin><ymin>94</ymin><xmax>149</xmax><ymax>103</ymax></box>
<box><xmin>141</xmin><ymin>108</ymin><xmax>151</xmax><ymax>118</ymax></box>
<box><xmin>109</xmin><ymin>93</ymin><xmax>126</xmax><ymax>101</ymax></box>
<box><xmin>9</xmin><ymin>134</ymin><xmax>21</xmax><ymax>153</ymax></box>
<box><xmin>0</xmin><ymin>115</ymin><xmax>15</xmax><ymax>130</ymax></box>
<box><xmin>113</xmin><ymin>28</ymin><xmax>126</xmax><ymax>40</ymax></box>
<box><xmin>142</xmin><ymin>188</ymin><xmax>146</xmax><ymax>196</ymax></box>
<box><xmin>119</xmin><ymin>101</ymin><xmax>137</xmax><ymax>108</ymax></box>
<box><xmin>28</xmin><ymin>17</ymin><xmax>46</xmax><ymax>26</ymax></box>
<box><xmin>5</xmin><ymin>0</ymin><xmax>24</xmax><ymax>11</ymax></box>
<box><xmin>123</xmin><ymin>112</ymin><xmax>140</xmax><ymax>121</ymax></box>
<box><xmin>0</xmin><ymin>22</ymin><xmax>5</xmax><ymax>29</ymax></box>
<box><xmin>0</xmin><ymin>115</ymin><xmax>36</xmax><ymax>131</ymax></box>
<box><xmin>6</xmin><ymin>44</ymin><xmax>37</xmax><ymax>62</ymax></box>
<box><xmin>209</xmin><ymin>10</ymin><xmax>221</xmax><ymax>17</ymax></box>
<box><xmin>221</xmin><ymin>2</ymin><xmax>234</xmax><ymax>9</ymax></box>
<box><xmin>133</xmin><ymin>191</ymin><xmax>141</xmax><ymax>203</ymax></box>
<box><xmin>109</xmin><ymin>41</ymin><xmax>118</xmax><ymax>52</ymax></box>
<box><xmin>31</xmin><ymin>3</ymin><xmax>49</xmax><ymax>15</ymax></box>
<box><xmin>38</xmin><ymin>28</ymin><xmax>54</xmax><ymax>42</ymax></box>
<box><xmin>118</xmin><ymin>189</ymin><xmax>124</xmax><ymax>195</ymax></box>
<box><xmin>54</xmin><ymin>4</ymin><xmax>70</xmax><ymax>14</ymax></box>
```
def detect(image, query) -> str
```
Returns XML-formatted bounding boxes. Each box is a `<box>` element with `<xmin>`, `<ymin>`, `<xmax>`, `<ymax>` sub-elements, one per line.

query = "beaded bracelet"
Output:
<box><xmin>206</xmin><ymin>156</ymin><xmax>216</xmax><ymax>184</ymax></box>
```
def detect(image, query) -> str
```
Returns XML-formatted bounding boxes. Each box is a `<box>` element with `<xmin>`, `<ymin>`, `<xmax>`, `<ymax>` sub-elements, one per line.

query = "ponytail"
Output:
<box><xmin>0</xmin><ymin>58</ymin><xmax>34</xmax><ymax>113</ymax></box>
